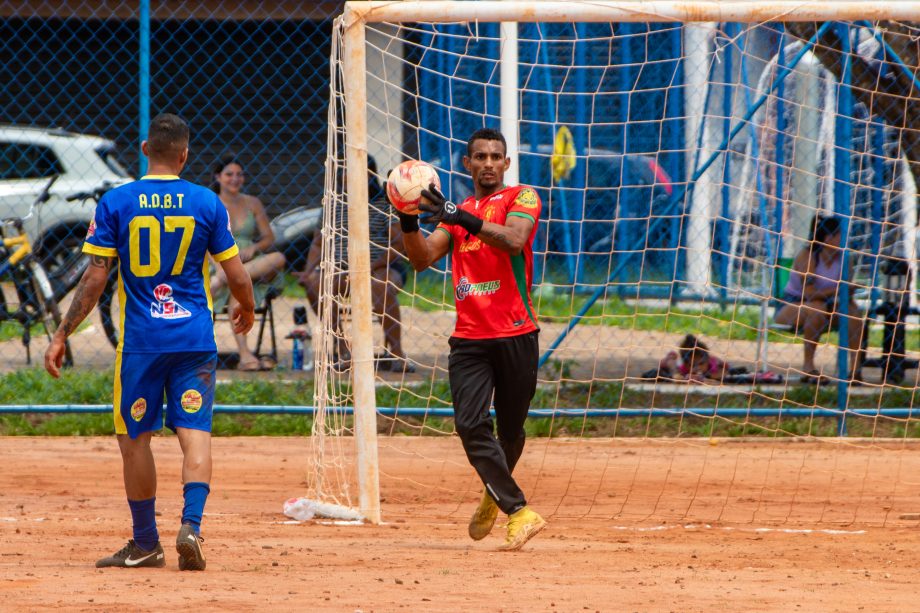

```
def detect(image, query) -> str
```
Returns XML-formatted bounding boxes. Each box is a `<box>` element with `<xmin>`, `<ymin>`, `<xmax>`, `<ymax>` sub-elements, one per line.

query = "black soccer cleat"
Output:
<box><xmin>176</xmin><ymin>523</ymin><xmax>206</xmax><ymax>571</ymax></box>
<box><xmin>95</xmin><ymin>540</ymin><xmax>165</xmax><ymax>568</ymax></box>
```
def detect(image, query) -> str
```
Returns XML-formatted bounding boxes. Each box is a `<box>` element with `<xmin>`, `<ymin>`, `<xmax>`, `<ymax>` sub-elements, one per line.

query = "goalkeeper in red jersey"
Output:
<box><xmin>397</xmin><ymin>128</ymin><xmax>546</xmax><ymax>551</ymax></box>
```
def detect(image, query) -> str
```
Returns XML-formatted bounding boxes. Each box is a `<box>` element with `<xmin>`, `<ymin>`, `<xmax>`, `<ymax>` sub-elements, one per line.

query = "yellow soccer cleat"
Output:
<box><xmin>498</xmin><ymin>506</ymin><xmax>546</xmax><ymax>551</ymax></box>
<box><xmin>468</xmin><ymin>491</ymin><xmax>500</xmax><ymax>541</ymax></box>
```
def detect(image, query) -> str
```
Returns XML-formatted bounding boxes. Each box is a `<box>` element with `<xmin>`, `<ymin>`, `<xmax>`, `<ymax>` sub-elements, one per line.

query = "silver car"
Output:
<box><xmin>0</xmin><ymin>125</ymin><xmax>132</xmax><ymax>297</ymax></box>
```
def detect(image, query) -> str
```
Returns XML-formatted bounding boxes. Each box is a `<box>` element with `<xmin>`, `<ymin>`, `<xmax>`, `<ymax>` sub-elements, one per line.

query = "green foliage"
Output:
<box><xmin>400</xmin><ymin>271</ymin><xmax>455</xmax><ymax>313</ymax></box>
<box><xmin>3</xmin><ymin>367</ymin><xmax>920</xmax><ymax>437</ymax></box>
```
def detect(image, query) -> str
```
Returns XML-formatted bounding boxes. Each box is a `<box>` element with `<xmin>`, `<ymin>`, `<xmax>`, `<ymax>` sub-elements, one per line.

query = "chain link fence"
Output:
<box><xmin>3</xmin><ymin>6</ymin><xmax>920</xmax><ymax>391</ymax></box>
<box><xmin>0</xmin><ymin>2</ymin><xmax>343</xmax><ymax>372</ymax></box>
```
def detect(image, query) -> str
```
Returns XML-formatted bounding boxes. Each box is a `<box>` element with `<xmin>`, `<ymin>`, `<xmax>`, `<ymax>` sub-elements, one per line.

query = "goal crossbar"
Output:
<box><xmin>329</xmin><ymin>0</ymin><xmax>920</xmax><ymax>525</ymax></box>
<box><xmin>345</xmin><ymin>1</ymin><xmax>920</xmax><ymax>25</ymax></box>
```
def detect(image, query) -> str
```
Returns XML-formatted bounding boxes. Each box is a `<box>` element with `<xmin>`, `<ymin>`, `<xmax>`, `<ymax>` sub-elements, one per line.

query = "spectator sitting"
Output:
<box><xmin>210</xmin><ymin>154</ymin><xmax>286</xmax><ymax>371</ymax></box>
<box><xmin>298</xmin><ymin>155</ymin><xmax>413</xmax><ymax>373</ymax></box>
<box><xmin>656</xmin><ymin>334</ymin><xmax>729</xmax><ymax>383</ymax></box>
<box><xmin>773</xmin><ymin>214</ymin><xmax>864</xmax><ymax>384</ymax></box>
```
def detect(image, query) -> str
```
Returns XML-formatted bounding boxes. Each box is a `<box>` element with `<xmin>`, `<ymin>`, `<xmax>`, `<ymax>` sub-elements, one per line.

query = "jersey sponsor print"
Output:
<box><xmin>83</xmin><ymin>175</ymin><xmax>238</xmax><ymax>352</ymax></box>
<box><xmin>437</xmin><ymin>185</ymin><xmax>541</xmax><ymax>339</ymax></box>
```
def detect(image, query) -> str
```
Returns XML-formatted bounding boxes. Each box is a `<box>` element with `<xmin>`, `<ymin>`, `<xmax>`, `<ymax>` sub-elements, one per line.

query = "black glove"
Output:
<box><xmin>396</xmin><ymin>210</ymin><xmax>419</xmax><ymax>234</ymax></box>
<box><xmin>419</xmin><ymin>184</ymin><xmax>483</xmax><ymax>236</ymax></box>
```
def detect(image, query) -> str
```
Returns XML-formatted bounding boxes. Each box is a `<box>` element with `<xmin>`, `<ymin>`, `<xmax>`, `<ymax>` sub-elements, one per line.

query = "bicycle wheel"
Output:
<box><xmin>28</xmin><ymin>260</ymin><xmax>74</xmax><ymax>367</ymax></box>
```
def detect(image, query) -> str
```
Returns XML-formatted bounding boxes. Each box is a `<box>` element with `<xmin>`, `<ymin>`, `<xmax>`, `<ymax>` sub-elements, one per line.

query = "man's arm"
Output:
<box><xmin>417</xmin><ymin>185</ymin><xmax>534</xmax><ymax>256</ymax></box>
<box><xmin>44</xmin><ymin>253</ymin><xmax>113</xmax><ymax>378</ymax></box>
<box><xmin>219</xmin><ymin>255</ymin><xmax>256</xmax><ymax>334</ymax></box>
<box><xmin>402</xmin><ymin>222</ymin><xmax>451</xmax><ymax>272</ymax></box>
<box><xmin>476</xmin><ymin>216</ymin><xmax>534</xmax><ymax>256</ymax></box>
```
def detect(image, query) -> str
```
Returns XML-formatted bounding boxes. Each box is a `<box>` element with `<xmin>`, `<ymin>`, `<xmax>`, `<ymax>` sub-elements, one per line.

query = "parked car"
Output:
<box><xmin>0</xmin><ymin>125</ymin><xmax>132</xmax><ymax>298</ymax></box>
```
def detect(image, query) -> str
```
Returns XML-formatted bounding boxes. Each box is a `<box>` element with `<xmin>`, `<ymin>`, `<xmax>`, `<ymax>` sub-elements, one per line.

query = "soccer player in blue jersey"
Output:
<box><xmin>44</xmin><ymin>113</ymin><xmax>255</xmax><ymax>571</ymax></box>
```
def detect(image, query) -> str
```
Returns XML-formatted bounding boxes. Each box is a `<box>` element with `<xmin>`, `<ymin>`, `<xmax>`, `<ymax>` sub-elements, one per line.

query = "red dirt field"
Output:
<box><xmin>3</xmin><ymin>436</ymin><xmax>920</xmax><ymax>612</ymax></box>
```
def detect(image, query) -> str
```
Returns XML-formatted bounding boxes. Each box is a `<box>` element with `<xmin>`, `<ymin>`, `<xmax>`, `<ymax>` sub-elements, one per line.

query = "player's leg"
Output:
<box><xmin>449</xmin><ymin>337</ymin><xmax>527</xmax><ymax>543</ymax></box>
<box><xmin>491</xmin><ymin>330</ymin><xmax>546</xmax><ymax>551</ymax></box>
<box><xmin>492</xmin><ymin>331</ymin><xmax>539</xmax><ymax>473</ymax></box>
<box><xmin>244</xmin><ymin>251</ymin><xmax>285</xmax><ymax>283</ymax></box>
<box><xmin>96</xmin><ymin>351</ymin><xmax>167</xmax><ymax>568</ymax></box>
<box><xmin>166</xmin><ymin>351</ymin><xmax>217</xmax><ymax>571</ymax></box>
<box><xmin>371</xmin><ymin>264</ymin><xmax>410</xmax><ymax>368</ymax></box>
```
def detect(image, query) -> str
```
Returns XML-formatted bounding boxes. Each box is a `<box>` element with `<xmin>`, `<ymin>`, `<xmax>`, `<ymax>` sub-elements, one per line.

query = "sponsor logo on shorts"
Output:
<box><xmin>150</xmin><ymin>283</ymin><xmax>191</xmax><ymax>320</ymax></box>
<box><xmin>455</xmin><ymin>276</ymin><xmax>500</xmax><ymax>301</ymax></box>
<box><xmin>130</xmin><ymin>398</ymin><xmax>147</xmax><ymax>421</ymax></box>
<box><xmin>514</xmin><ymin>188</ymin><xmax>538</xmax><ymax>209</ymax></box>
<box><xmin>181</xmin><ymin>389</ymin><xmax>203</xmax><ymax>413</ymax></box>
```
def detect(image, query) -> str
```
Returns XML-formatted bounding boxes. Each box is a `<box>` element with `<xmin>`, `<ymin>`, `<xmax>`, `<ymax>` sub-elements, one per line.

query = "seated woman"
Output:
<box><xmin>210</xmin><ymin>155</ymin><xmax>286</xmax><ymax>371</ymax></box>
<box><xmin>774</xmin><ymin>214</ymin><xmax>864</xmax><ymax>383</ymax></box>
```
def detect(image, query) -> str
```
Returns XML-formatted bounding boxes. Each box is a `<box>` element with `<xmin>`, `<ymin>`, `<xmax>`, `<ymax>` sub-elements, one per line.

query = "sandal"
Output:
<box><xmin>375</xmin><ymin>351</ymin><xmax>416</xmax><ymax>374</ymax></box>
<box><xmin>258</xmin><ymin>355</ymin><xmax>277</xmax><ymax>371</ymax></box>
<box><xmin>799</xmin><ymin>370</ymin><xmax>831</xmax><ymax>386</ymax></box>
<box><xmin>238</xmin><ymin>357</ymin><xmax>261</xmax><ymax>372</ymax></box>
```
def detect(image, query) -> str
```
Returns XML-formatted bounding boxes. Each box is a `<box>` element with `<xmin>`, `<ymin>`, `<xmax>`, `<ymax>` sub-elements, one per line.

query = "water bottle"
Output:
<box><xmin>292</xmin><ymin>336</ymin><xmax>304</xmax><ymax>370</ymax></box>
<box><xmin>288</xmin><ymin>306</ymin><xmax>308</xmax><ymax>371</ymax></box>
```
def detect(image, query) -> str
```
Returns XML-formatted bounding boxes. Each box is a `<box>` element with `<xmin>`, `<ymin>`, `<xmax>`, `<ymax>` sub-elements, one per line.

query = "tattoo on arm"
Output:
<box><xmin>90</xmin><ymin>254</ymin><xmax>113</xmax><ymax>270</ymax></box>
<box><xmin>477</xmin><ymin>225</ymin><xmax>516</xmax><ymax>251</ymax></box>
<box><xmin>58</xmin><ymin>283</ymin><xmax>96</xmax><ymax>337</ymax></box>
<box><xmin>58</xmin><ymin>255</ymin><xmax>112</xmax><ymax>337</ymax></box>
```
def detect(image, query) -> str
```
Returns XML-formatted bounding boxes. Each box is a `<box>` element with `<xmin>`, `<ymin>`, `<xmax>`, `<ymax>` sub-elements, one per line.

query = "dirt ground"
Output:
<box><xmin>3</xmin><ymin>436</ymin><xmax>920</xmax><ymax>612</ymax></box>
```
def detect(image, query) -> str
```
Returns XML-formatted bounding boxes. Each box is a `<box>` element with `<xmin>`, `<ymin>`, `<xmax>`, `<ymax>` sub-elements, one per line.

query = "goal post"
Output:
<box><xmin>300</xmin><ymin>1</ymin><xmax>920</xmax><ymax>527</ymax></box>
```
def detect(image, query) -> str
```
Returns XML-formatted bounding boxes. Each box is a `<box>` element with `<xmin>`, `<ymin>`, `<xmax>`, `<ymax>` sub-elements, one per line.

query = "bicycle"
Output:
<box><xmin>0</xmin><ymin>175</ymin><xmax>74</xmax><ymax>367</ymax></box>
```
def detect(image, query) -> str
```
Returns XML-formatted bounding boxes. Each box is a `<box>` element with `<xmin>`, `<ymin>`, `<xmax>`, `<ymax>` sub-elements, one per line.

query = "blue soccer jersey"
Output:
<box><xmin>83</xmin><ymin>175</ymin><xmax>239</xmax><ymax>353</ymax></box>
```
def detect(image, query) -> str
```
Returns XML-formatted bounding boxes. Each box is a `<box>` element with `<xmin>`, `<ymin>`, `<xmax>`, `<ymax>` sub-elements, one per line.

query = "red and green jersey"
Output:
<box><xmin>436</xmin><ymin>185</ymin><xmax>541</xmax><ymax>339</ymax></box>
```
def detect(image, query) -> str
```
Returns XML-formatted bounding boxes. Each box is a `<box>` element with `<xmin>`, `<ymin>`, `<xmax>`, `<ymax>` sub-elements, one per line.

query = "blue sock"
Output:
<box><xmin>182</xmin><ymin>482</ymin><xmax>210</xmax><ymax>535</ymax></box>
<box><xmin>127</xmin><ymin>497</ymin><xmax>159</xmax><ymax>551</ymax></box>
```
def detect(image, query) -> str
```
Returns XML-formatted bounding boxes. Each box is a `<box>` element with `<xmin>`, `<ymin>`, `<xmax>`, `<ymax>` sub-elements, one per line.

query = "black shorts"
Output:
<box><xmin>447</xmin><ymin>330</ymin><xmax>539</xmax><ymax>427</ymax></box>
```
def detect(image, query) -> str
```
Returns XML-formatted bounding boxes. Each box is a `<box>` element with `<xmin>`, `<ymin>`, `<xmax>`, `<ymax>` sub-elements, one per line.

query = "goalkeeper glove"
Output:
<box><xmin>419</xmin><ymin>184</ymin><xmax>483</xmax><ymax>236</ymax></box>
<box><xmin>396</xmin><ymin>211</ymin><xmax>419</xmax><ymax>234</ymax></box>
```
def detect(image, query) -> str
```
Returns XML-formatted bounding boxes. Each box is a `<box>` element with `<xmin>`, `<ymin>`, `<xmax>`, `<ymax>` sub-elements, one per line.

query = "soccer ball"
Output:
<box><xmin>386</xmin><ymin>160</ymin><xmax>440</xmax><ymax>215</ymax></box>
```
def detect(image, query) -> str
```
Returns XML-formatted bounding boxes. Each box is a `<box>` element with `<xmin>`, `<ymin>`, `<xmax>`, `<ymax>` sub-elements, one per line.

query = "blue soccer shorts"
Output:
<box><xmin>113</xmin><ymin>351</ymin><xmax>217</xmax><ymax>439</ymax></box>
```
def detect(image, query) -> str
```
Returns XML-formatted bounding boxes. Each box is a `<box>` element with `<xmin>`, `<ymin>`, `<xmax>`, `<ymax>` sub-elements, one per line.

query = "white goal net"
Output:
<box><xmin>300</xmin><ymin>2</ymin><xmax>920</xmax><ymax>528</ymax></box>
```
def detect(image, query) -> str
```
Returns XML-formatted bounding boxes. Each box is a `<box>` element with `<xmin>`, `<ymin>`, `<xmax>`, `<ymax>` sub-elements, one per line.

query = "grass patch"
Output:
<box><xmin>401</xmin><ymin>271</ymin><xmax>920</xmax><ymax>351</ymax></box>
<box><xmin>5</xmin><ymin>367</ymin><xmax>920</xmax><ymax>437</ymax></box>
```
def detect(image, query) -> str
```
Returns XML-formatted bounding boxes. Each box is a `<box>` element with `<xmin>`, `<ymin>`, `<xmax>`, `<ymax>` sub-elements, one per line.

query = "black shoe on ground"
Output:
<box><xmin>176</xmin><ymin>523</ymin><xmax>206</xmax><ymax>571</ymax></box>
<box><xmin>95</xmin><ymin>540</ymin><xmax>165</xmax><ymax>568</ymax></box>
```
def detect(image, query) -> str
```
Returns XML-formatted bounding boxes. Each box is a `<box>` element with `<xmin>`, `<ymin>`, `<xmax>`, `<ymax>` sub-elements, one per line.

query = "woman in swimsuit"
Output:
<box><xmin>211</xmin><ymin>155</ymin><xmax>286</xmax><ymax>371</ymax></box>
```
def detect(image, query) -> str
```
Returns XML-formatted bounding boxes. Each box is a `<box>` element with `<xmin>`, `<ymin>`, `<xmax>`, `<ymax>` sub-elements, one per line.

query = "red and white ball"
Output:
<box><xmin>386</xmin><ymin>160</ymin><xmax>441</xmax><ymax>215</ymax></box>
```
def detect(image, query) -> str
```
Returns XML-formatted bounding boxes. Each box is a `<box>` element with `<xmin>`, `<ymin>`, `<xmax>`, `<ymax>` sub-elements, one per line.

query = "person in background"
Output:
<box><xmin>774</xmin><ymin>214</ymin><xmax>864</xmax><ymax>384</ymax></box>
<box><xmin>300</xmin><ymin>155</ymin><xmax>412</xmax><ymax>372</ymax></box>
<box><xmin>656</xmin><ymin>334</ymin><xmax>729</xmax><ymax>383</ymax></box>
<box><xmin>210</xmin><ymin>155</ymin><xmax>285</xmax><ymax>371</ymax></box>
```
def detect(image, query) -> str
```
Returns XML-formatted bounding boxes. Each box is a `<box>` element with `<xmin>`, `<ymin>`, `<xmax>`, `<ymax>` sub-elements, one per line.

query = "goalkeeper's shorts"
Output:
<box><xmin>113</xmin><ymin>351</ymin><xmax>218</xmax><ymax>439</ymax></box>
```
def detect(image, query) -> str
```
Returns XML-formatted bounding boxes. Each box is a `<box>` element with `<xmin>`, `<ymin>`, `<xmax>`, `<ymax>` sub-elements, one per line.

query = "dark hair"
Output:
<box><xmin>212</xmin><ymin>153</ymin><xmax>243</xmax><ymax>194</ymax></box>
<box><xmin>809</xmin><ymin>214</ymin><xmax>842</xmax><ymax>255</ymax></box>
<box><xmin>678</xmin><ymin>334</ymin><xmax>710</xmax><ymax>373</ymax></box>
<box><xmin>467</xmin><ymin>128</ymin><xmax>507</xmax><ymax>157</ymax></box>
<box><xmin>146</xmin><ymin>113</ymin><xmax>189</xmax><ymax>159</ymax></box>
